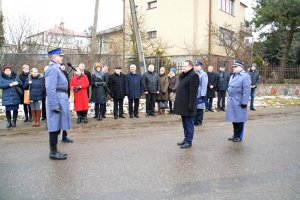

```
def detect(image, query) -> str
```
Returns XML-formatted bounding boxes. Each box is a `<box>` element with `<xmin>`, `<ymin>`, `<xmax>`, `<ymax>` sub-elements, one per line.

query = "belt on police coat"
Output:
<box><xmin>56</xmin><ymin>88</ymin><xmax>68</xmax><ymax>94</ymax></box>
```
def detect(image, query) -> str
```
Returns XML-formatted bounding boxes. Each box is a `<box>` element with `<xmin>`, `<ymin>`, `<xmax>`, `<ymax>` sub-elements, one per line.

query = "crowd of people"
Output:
<box><xmin>0</xmin><ymin>47</ymin><xmax>260</xmax><ymax>159</ymax></box>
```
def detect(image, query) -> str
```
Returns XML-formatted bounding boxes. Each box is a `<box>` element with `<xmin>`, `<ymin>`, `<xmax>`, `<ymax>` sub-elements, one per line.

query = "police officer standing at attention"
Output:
<box><xmin>226</xmin><ymin>60</ymin><xmax>251</xmax><ymax>142</ymax></box>
<box><xmin>45</xmin><ymin>48</ymin><xmax>71</xmax><ymax>160</ymax></box>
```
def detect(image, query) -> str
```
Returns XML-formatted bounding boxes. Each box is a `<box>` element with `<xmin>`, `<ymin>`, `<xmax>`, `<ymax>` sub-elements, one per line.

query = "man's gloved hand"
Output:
<box><xmin>53</xmin><ymin>108</ymin><xmax>61</xmax><ymax>113</ymax></box>
<box><xmin>201</xmin><ymin>96</ymin><xmax>206</xmax><ymax>101</ymax></box>
<box><xmin>241</xmin><ymin>104</ymin><xmax>247</xmax><ymax>109</ymax></box>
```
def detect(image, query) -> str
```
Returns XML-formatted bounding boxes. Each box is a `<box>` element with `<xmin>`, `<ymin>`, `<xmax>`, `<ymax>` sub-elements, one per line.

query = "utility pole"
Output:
<box><xmin>129</xmin><ymin>0</ymin><xmax>146</xmax><ymax>73</ymax></box>
<box><xmin>91</xmin><ymin>0</ymin><xmax>99</xmax><ymax>56</ymax></box>
<box><xmin>0</xmin><ymin>0</ymin><xmax>4</xmax><ymax>53</ymax></box>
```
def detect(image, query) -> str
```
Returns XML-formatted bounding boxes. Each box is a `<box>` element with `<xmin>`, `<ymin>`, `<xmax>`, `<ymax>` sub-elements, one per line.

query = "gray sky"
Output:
<box><xmin>2</xmin><ymin>0</ymin><xmax>123</xmax><ymax>33</ymax></box>
<box><xmin>2</xmin><ymin>0</ymin><xmax>254</xmax><ymax>34</ymax></box>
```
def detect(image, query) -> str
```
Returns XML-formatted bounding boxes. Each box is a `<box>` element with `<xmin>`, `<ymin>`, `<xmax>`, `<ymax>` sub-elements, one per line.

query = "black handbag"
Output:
<box><xmin>159</xmin><ymin>100</ymin><xmax>169</xmax><ymax>109</ymax></box>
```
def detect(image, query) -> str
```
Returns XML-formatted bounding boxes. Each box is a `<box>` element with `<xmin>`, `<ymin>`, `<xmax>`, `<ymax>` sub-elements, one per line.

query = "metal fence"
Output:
<box><xmin>1</xmin><ymin>53</ymin><xmax>299</xmax><ymax>84</ymax></box>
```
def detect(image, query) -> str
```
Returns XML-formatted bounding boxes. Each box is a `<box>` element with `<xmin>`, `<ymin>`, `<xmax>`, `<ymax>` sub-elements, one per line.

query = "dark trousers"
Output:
<box><xmin>102</xmin><ymin>103</ymin><xmax>107</xmax><ymax>117</ymax></box>
<box><xmin>250</xmin><ymin>88</ymin><xmax>256</xmax><ymax>109</ymax></box>
<box><xmin>232</xmin><ymin>122</ymin><xmax>245</xmax><ymax>139</ymax></box>
<box><xmin>169</xmin><ymin>101</ymin><xmax>173</xmax><ymax>112</ymax></box>
<box><xmin>205</xmin><ymin>97</ymin><xmax>213</xmax><ymax>110</ymax></box>
<box><xmin>146</xmin><ymin>93</ymin><xmax>156</xmax><ymax>114</ymax></box>
<box><xmin>194</xmin><ymin>109</ymin><xmax>204</xmax><ymax>124</ymax></box>
<box><xmin>128</xmin><ymin>98</ymin><xmax>140</xmax><ymax>116</ymax></box>
<box><xmin>217</xmin><ymin>90</ymin><xmax>226</xmax><ymax>109</ymax></box>
<box><xmin>42</xmin><ymin>97</ymin><xmax>46</xmax><ymax>119</ymax></box>
<box><xmin>181</xmin><ymin>116</ymin><xmax>195</xmax><ymax>144</ymax></box>
<box><xmin>23</xmin><ymin>104</ymin><xmax>31</xmax><ymax>119</ymax></box>
<box><xmin>113</xmin><ymin>98</ymin><xmax>124</xmax><ymax>117</ymax></box>
<box><xmin>95</xmin><ymin>103</ymin><xmax>105</xmax><ymax>117</ymax></box>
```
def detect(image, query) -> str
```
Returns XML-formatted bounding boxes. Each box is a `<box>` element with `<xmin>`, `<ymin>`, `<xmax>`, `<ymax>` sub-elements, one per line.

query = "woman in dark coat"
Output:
<box><xmin>0</xmin><ymin>65</ymin><xmax>22</xmax><ymax>128</ymax></box>
<box><xmin>156</xmin><ymin>67</ymin><xmax>169</xmax><ymax>115</ymax></box>
<box><xmin>90</xmin><ymin>63</ymin><xmax>109</xmax><ymax>121</ymax></box>
<box><xmin>168</xmin><ymin>68</ymin><xmax>179</xmax><ymax>114</ymax></box>
<box><xmin>23</xmin><ymin>68</ymin><xmax>45</xmax><ymax>127</ymax></box>
<box><xmin>19</xmin><ymin>64</ymin><xmax>32</xmax><ymax>122</ymax></box>
<box><xmin>206</xmin><ymin>65</ymin><xmax>218</xmax><ymax>112</ymax></box>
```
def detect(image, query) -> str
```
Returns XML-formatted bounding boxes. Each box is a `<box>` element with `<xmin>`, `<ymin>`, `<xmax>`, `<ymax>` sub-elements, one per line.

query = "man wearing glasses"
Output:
<box><xmin>45</xmin><ymin>48</ymin><xmax>71</xmax><ymax>160</ymax></box>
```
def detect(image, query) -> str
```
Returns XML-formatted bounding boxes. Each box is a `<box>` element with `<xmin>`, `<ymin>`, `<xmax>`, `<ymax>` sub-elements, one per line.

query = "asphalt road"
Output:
<box><xmin>0</xmin><ymin>107</ymin><xmax>300</xmax><ymax>200</ymax></box>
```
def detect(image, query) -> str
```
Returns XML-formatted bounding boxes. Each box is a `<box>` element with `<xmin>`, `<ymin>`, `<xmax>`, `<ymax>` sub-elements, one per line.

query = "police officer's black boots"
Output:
<box><xmin>6</xmin><ymin>111</ymin><xmax>12</xmax><ymax>128</ymax></box>
<box><xmin>11</xmin><ymin>110</ymin><xmax>18</xmax><ymax>127</ymax></box>
<box><xmin>61</xmin><ymin>130</ymin><xmax>73</xmax><ymax>143</ymax></box>
<box><xmin>49</xmin><ymin>146</ymin><xmax>67</xmax><ymax>160</ymax></box>
<box><xmin>49</xmin><ymin>132</ymin><xmax>67</xmax><ymax>160</ymax></box>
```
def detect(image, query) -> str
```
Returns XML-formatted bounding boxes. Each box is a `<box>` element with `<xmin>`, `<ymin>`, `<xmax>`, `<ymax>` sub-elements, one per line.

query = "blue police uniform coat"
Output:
<box><xmin>196</xmin><ymin>69</ymin><xmax>208</xmax><ymax>109</ymax></box>
<box><xmin>226</xmin><ymin>70</ymin><xmax>251</xmax><ymax>122</ymax></box>
<box><xmin>45</xmin><ymin>60</ymin><xmax>71</xmax><ymax>132</ymax></box>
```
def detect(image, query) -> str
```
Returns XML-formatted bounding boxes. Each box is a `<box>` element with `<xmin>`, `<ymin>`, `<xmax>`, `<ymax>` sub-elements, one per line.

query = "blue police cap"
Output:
<box><xmin>48</xmin><ymin>48</ymin><xmax>64</xmax><ymax>56</ymax></box>
<box><xmin>233</xmin><ymin>60</ymin><xmax>244</xmax><ymax>67</ymax></box>
<box><xmin>194</xmin><ymin>61</ymin><xmax>203</xmax><ymax>66</ymax></box>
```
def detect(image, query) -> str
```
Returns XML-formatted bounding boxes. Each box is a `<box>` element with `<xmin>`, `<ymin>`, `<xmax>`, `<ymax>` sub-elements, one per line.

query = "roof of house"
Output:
<box><xmin>97</xmin><ymin>25</ymin><xmax>123</xmax><ymax>35</ymax></box>
<box><xmin>27</xmin><ymin>23</ymin><xmax>85</xmax><ymax>38</ymax></box>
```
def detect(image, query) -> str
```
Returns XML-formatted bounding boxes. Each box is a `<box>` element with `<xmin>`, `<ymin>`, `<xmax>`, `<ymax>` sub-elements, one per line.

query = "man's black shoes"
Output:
<box><xmin>49</xmin><ymin>151</ymin><xmax>67</xmax><ymax>160</ymax></box>
<box><xmin>177</xmin><ymin>140</ymin><xmax>185</xmax><ymax>146</ymax></box>
<box><xmin>180</xmin><ymin>143</ymin><xmax>192</xmax><ymax>148</ymax></box>
<box><xmin>232</xmin><ymin>137</ymin><xmax>242</xmax><ymax>142</ymax></box>
<box><xmin>228</xmin><ymin>135</ymin><xmax>235</xmax><ymax>140</ymax></box>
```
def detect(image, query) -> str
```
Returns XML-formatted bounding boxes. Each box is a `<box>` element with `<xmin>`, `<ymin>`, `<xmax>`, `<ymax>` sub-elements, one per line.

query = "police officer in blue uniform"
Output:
<box><xmin>193</xmin><ymin>61</ymin><xmax>208</xmax><ymax>126</ymax></box>
<box><xmin>226</xmin><ymin>60</ymin><xmax>251</xmax><ymax>142</ymax></box>
<box><xmin>45</xmin><ymin>48</ymin><xmax>71</xmax><ymax>160</ymax></box>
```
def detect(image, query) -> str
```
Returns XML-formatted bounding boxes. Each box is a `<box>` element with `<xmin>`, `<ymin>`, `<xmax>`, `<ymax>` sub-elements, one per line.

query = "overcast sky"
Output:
<box><xmin>2</xmin><ymin>0</ymin><xmax>123</xmax><ymax>33</ymax></box>
<box><xmin>2</xmin><ymin>0</ymin><xmax>254</xmax><ymax>34</ymax></box>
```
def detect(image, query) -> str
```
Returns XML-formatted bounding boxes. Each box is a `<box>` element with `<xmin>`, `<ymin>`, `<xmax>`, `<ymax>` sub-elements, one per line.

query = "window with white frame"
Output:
<box><xmin>220</xmin><ymin>0</ymin><xmax>235</xmax><ymax>15</ymax></box>
<box><xmin>218</xmin><ymin>27</ymin><xmax>234</xmax><ymax>46</ymax></box>
<box><xmin>147</xmin><ymin>30</ymin><xmax>157</xmax><ymax>39</ymax></box>
<box><xmin>147</xmin><ymin>1</ymin><xmax>157</xmax><ymax>9</ymax></box>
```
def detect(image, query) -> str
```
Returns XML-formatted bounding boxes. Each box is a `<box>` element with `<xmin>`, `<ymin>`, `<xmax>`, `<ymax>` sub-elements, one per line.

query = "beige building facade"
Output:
<box><xmin>124</xmin><ymin>0</ymin><xmax>250</xmax><ymax>57</ymax></box>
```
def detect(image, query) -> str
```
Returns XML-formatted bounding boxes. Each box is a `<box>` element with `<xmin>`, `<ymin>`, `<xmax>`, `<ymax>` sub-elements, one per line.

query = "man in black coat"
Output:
<box><xmin>142</xmin><ymin>64</ymin><xmax>160</xmax><ymax>116</ymax></box>
<box><xmin>205</xmin><ymin>65</ymin><xmax>218</xmax><ymax>112</ymax></box>
<box><xmin>109</xmin><ymin>66</ymin><xmax>126</xmax><ymax>119</ymax></box>
<box><xmin>125</xmin><ymin>64</ymin><xmax>143</xmax><ymax>118</ymax></box>
<box><xmin>216</xmin><ymin>66</ymin><xmax>230</xmax><ymax>111</ymax></box>
<box><xmin>173</xmin><ymin>60</ymin><xmax>199</xmax><ymax>148</ymax></box>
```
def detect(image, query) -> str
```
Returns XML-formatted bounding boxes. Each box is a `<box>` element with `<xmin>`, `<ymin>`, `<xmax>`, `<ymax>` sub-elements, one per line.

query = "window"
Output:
<box><xmin>220</xmin><ymin>0</ymin><xmax>235</xmax><ymax>15</ymax></box>
<box><xmin>147</xmin><ymin>30</ymin><xmax>157</xmax><ymax>39</ymax></box>
<box><xmin>218</xmin><ymin>27</ymin><xmax>234</xmax><ymax>46</ymax></box>
<box><xmin>147</xmin><ymin>1</ymin><xmax>157</xmax><ymax>9</ymax></box>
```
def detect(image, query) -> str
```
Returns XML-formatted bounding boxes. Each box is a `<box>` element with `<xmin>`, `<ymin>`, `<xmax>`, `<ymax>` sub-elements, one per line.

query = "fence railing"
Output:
<box><xmin>1</xmin><ymin>53</ymin><xmax>299</xmax><ymax>84</ymax></box>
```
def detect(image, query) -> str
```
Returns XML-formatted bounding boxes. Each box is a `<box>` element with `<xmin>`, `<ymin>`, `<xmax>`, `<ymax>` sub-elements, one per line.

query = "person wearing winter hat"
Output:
<box><xmin>226</xmin><ymin>60</ymin><xmax>251</xmax><ymax>142</ymax></box>
<box><xmin>0</xmin><ymin>65</ymin><xmax>22</xmax><ymax>128</ymax></box>
<box><xmin>193</xmin><ymin>61</ymin><xmax>208</xmax><ymax>126</ymax></box>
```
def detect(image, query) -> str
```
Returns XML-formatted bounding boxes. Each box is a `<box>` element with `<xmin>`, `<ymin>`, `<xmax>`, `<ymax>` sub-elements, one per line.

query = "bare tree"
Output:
<box><xmin>211</xmin><ymin>23</ymin><xmax>252</xmax><ymax>66</ymax></box>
